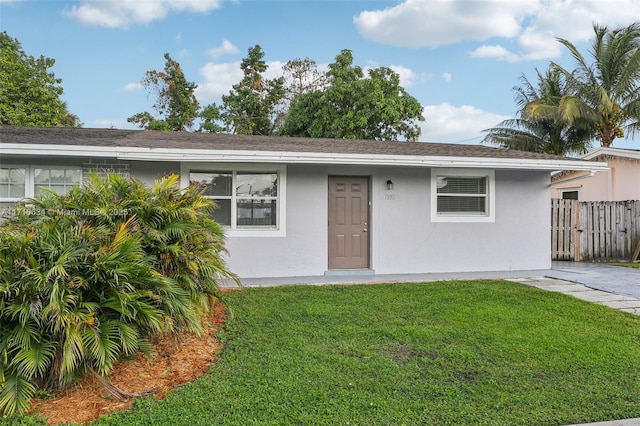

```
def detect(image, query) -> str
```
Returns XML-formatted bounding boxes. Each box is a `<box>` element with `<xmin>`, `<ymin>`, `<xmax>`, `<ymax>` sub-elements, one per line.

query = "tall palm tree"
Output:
<box><xmin>483</xmin><ymin>68</ymin><xmax>594</xmax><ymax>156</ymax></box>
<box><xmin>528</xmin><ymin>22</ymin><xmax>640</xmax><ymax>147</ymax></box>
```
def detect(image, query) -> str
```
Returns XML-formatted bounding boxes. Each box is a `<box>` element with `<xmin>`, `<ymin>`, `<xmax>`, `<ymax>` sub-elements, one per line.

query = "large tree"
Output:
<box><xmin>482</xmin><ymin>68</ymin><xmax>594</xmax><ymax>156</ymax></box>
<box><xmin>279</xmin><ymin>49</ymin><xmax>424</xmax><ymax>141</ymax></box>
<box><xmin>0</xmin><ymin>32</ymin><xmax>80</xmax><ymax>127</ymax></box>
<box><xmin>214</xmin><ymin>45</ymin><xmax>285</xmax><ymax>135</ymax></box>
<box><xmin>128</xmin><ymin>53</ymin><xmax>200</xmax><ymax>131</ymax></box>
<box><xmin>282</xmin><ymin>57</ymin><xmax>328</xmax><ymax>101</ymax></box>
<box><xmin>528</xmin><ymin>22</ymin><xmax>640</xmax><ymax>147</ymax></box>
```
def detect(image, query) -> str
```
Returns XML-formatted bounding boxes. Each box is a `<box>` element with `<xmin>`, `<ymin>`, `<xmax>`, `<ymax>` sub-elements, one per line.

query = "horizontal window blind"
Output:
<box><xmin>437</xmin><ymin>176</ymin><xmax>488</xmax><ymax>215</ymax></box>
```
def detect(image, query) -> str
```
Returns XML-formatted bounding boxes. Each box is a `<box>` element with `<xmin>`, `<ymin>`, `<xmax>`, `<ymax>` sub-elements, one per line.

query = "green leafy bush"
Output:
<box><xmin>0</xmin><ymin>174</ymin><xmax>237</xmax><ymax>416</ymax></box>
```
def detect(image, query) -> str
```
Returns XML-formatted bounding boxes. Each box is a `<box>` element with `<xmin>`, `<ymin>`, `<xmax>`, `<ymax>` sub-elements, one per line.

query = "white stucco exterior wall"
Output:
<box><xmin>223</xmin><ymin>165</ymin><xmax>329</xmax><ymax>278</ymax></box>
<box><xmin>129</xmin><ymin>161</ymin><xmax>180</xmax><ymax>186</ymax></box>
<box><xmin>1</xmin><ymin>155</ymin><xmax>552</xmax><ymax>278</ymax></box>
<box><xmin>222</xmin><ymin>165</ymin><xmax>552</xmax><ymax>278</ymax></box>
<box><xmin>371</xmin><ymin>168</ymin><xmax>551</xmax><ymax>274</ymax></box>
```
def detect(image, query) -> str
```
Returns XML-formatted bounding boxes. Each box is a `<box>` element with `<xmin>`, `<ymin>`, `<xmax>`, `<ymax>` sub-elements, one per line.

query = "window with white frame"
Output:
<box><xmin>0</xmin><ymin>167</ymin><xmax>27</xmax><ymax>201</ymax></box>
<box><xmin>34</xmin><ymin>168</ymin><xmax>82</xmax><ymax>197</ymax></box>
<box><xmin>431</xmin><ymin>169</ymin><xmax>495</xmax><ymax>222</ymax></box>
<box><xmin>1</xmin><ymin>166</ymin><xmax>82</xmax><ymax>200</ymax></box>
<box><xmin>0</xmin><ymin>166</ymin><xmax>82</xmax><ymax>216</ymax></box>
<box><xmin>189</xmin><ymin>170</ymin><xmax>280</xmax><ymax>230</ymax></box>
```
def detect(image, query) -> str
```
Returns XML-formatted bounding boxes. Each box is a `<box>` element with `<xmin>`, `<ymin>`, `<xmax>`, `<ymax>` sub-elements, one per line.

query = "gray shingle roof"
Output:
<box><xmin>0</xmin><ymin>125</ymin><xmax>582</xmax><ymax>162</ymax></box>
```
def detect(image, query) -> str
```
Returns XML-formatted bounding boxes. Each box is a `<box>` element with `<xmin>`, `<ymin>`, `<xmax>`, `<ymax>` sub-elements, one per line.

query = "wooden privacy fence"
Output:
<box><xmin>551</xmin><ymin>199</ymin><xmax>640</xmax><ymax>262</ymax></box>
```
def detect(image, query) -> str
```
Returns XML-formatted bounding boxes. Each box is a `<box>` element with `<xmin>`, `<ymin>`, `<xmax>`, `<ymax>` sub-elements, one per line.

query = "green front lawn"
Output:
<box><xmin>14</xmin><ymin>280</ymin><xmax>640</xmax><ymax>425</ymax></box>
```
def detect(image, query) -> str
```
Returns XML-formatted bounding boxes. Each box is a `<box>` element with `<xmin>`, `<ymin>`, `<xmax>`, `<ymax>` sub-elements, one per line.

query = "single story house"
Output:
<box><xmin>551</xmin><ymin>147</ymin><xmax>640</xmax><ymax>201</ymax></box>
<box><xmin>0</xmin><ymin>126</ymin><xmax>607</xmax><ymax>279</ymax></box>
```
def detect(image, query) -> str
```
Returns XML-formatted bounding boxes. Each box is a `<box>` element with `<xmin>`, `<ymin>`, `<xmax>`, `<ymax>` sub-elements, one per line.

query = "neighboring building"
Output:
<box><xmin>551</xmin><ymin>147</ymin><xmax>640</xmax><ymax>201</ymax></box>
<box><xmin>0</xmin><ymin>126</ymin><xmax>607</xmax><ymax>279</ymax></box>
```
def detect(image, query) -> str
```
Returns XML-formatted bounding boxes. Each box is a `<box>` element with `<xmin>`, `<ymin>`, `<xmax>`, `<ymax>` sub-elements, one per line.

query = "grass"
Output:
<box><xmin>611</xmin><ymin>262</ymin><xmax>640</xmax><ymax>269</ymax></box>
<box><xmin>10</xmin><ymin>280</ymin><xmax>640</xmax><ymax>425</ymax></box>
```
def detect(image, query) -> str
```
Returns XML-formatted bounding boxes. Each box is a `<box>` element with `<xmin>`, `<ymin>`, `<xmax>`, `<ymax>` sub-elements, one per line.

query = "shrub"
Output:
<box><xmin>0</xmin><ymin>174</ymin><xmax>237</xmax><ymax>416</ymax></box>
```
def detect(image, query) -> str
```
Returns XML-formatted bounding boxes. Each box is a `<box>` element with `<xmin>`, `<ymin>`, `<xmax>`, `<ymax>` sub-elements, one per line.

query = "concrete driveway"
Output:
<box><xmin>548</xmin><ymin>261</ymin><xmax>640</xmax><ymax>298</ymax></box>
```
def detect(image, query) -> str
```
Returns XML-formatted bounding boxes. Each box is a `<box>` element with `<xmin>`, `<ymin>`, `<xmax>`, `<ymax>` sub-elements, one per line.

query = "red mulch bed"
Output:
<box><xmin>29</xmin><ymin>302</ymin><xmax>228</xmax><ymax>425</ymax></box>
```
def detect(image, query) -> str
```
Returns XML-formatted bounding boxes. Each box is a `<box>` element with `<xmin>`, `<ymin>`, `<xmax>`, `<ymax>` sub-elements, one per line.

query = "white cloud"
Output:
<box><xmin>388</xmin><ymin>65</ymin><xmax>418</xmax><ymax>87</ymax></box>
<box><xmin>354</xmin><ymin>0</ymin><xmax>536</xmax><ymax>48</ymax></box>
<box><xmin>364</xmin><ymin>63</ymin><xmax>429</xmax><ymax>88</ymax></box>
<box><xmin>470</xmin><ymin>45</ymin><xmax>522</xmax><ymax>62</ymax></box>
<box><xmin>207</xmin><ymin>40</ymin><xmax>239</xmax><ymax>58</ymax></box>
<box><xmin>529</xmin><ymin>0</ymin><xmax>640</xmax><ymax>42</ymax></box>
<box><xmin>196</xmin><ymin>62</ymin><xmax>242</xmax><ymax>103</ymax></box>
<box><xmin>420</xmin><ymin>103</ymin><xmax>510</xmax><ymax>143</ymax></box>
<box><xmin>65</xmin><ymin>0</ymin><xmax>222</xmax><ymax>28</ymax></box>
<box><xmin>196</xmin><ymin>60</ymin><xmax>286</xmax><ymax>104</ymax></box>
<box><xmin>121</xmin><ymin>82</ymin><xmax>143</xmax><ymax>91</ymax></box>
<box><xmin>354</xmin><ymin>0</ymin><xmax>640</xmax><ymax>61</ymax></box>
<box><xmin>441</xmin><ymin>72</ymin><xmax>452</xmax><ymax>83</ymax></box>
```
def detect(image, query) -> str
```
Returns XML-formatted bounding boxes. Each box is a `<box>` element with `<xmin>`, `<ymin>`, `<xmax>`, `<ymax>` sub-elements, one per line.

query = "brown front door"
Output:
<box><xmin>328</xmin><ymin>176</ymin><xmax>370</xmax><ymax>269</ymax></box>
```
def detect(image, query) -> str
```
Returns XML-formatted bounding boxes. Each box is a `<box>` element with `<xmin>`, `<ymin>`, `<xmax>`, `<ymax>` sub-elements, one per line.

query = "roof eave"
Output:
<box><xmin>0</xmin><ymin>143</ymin><xmax>608</xmax><ymax>172</ymax></box>
<box><xmin>583</xmin><ymin>147</ymin><xmax>640</xmax><ymax>161</ymax></box>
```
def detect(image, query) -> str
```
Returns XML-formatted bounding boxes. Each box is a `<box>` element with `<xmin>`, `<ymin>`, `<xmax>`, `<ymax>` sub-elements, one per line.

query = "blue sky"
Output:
<box><xmin>1</xmin><ymin>0</ymin><xmax>639</xmax><ymax>149</ymax></box>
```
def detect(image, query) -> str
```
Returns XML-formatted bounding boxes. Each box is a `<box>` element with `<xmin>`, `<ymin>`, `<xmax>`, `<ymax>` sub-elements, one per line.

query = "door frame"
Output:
<box><xmin>327</xmin><ymin>175</ymin><xmax>371</xmax><ymax>270</ymax></box>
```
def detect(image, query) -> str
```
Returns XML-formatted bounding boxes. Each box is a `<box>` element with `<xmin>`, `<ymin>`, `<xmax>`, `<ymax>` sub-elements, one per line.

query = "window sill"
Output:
<box><xmin>225</xmin><ymin>228</ymin><xmax>286</xmax><ymax>238</ymax></box>
<box><xmin>431</xmin><ymin>214</ymin><xmax>495</xmax><ymax>223</ymax></box>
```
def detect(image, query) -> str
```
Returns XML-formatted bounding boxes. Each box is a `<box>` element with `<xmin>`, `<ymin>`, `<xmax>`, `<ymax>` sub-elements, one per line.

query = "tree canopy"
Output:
<box><xmin>281</xmin><ymin>57</ymin><xmax>328</xmax><ymax>101</ymax></box>
<box><xmin>527</xmin><ymin>22</ymin><xmax>640</xmax><ymax>148</ymax></box>
<box><xmin>279</xmin><ymin>49</ymin><xmax>424</xmax><ymax>141</ymax></box>
<box><xmin>214</xmin><ymin>45</ymin><xmax>285</xmax><ymax>135</ymax></box>
<box><xmin>128</xmin><ymin>46</ymin><xmax>425</xmax><ymax>140</ymax></box>
<box><xmin>482</xmin><ymin>68</ymin><xmax>594</xmax><ymax>156</ymax></box>
<box><xmin>128</xmin><ymin>53</ymin><xmax>200</xmax><ymax>131</ymax></box>
<box><xmin>0</xmin><ymin>32</ymin><xmax>80</xmax><ymax>127</ymax></box>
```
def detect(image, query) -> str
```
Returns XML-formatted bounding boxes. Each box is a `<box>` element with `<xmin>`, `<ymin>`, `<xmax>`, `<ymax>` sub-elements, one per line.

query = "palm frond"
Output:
<box><xmin>0</xmin><ymin>372</ymin><xmax>37</xmax><ymax>417</ymax></box>
<box><xmin>81</xmin><ymin>319</ymin><xmax>123</xmax><ymax>376</ymax></box>
<box><xmin>10</xmin><ymin>340</ymin><xmax>56</xmax><ymax>380</ymax></box>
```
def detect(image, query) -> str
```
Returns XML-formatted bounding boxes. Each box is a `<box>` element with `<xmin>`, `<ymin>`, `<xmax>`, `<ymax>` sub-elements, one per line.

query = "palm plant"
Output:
<box><xmin>527</xmin><ymin>22</ymin><xmax>640</xmax><ymax>147</ymax></box>
<box><xmin>483</xmin><ymin>68</ymin><xmax>594</xmax><ymax>156</ymax></box>
<box><xmin>0</xmin><ymin>174</ymin><xmax>237</xmax><ymax>416</ymax></box>
<box><xmin>133</xmin><ymin>174</ymin><xmax>235</xmax><ymax>322</ymax></box>
<box><xmin>0</xmin><ymin>214</ymin><xmax>177</xmax><ymax>415</ymax></box>
<box><xmin>34</xmin><ymin>174</ymin><xmax>237</xmax><ymax>321</ymax></box>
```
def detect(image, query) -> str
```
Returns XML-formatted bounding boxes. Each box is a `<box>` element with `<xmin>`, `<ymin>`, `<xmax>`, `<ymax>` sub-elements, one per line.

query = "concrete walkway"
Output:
<box><xmin>232</xmin><ymin>261</ymin><xmax>640</xmax><ymax>315</ymax></box>
<box><xmin>508</xmin><ymin>276</ymin><xmax>640</xmax><ymax>315</ymax></box>
<box><xmin>567</xmin><ymin>420</ymin><xmax>640</xmax><ymax>426</ymax></box>
<box><xmin>548</xmin><ymin>261</ymin><xmax>640</xmax><ymax>298</ymax></box>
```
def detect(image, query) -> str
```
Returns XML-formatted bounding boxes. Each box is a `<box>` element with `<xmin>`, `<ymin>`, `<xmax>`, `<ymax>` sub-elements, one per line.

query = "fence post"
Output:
<box><xmin>573</xmin><ymin>200</ymin><xmax>581</xmax><ymax>262</ymax></box>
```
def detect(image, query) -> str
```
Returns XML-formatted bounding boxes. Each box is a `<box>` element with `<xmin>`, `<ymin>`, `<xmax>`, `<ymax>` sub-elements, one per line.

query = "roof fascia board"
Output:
<box><xmin>0</xmin><ymin>143</ymin><xmax>608</xmax><ymax>172</ymax></box>
<box><xmin>1</xmin><ymin>144</ymin><xmax>138</xmax><ymax>158</ymax></box>
<box><xmin>583</xmin><ymin>147</ymin><xmax>640</xmax><ymax>160</ymax></box>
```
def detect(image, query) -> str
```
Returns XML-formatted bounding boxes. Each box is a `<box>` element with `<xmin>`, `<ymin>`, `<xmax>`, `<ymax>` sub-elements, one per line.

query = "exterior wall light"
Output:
<box><xmin>386</xmin><ymin>180</ymin><xmax>393</xmax><ymax>190</ymax></box>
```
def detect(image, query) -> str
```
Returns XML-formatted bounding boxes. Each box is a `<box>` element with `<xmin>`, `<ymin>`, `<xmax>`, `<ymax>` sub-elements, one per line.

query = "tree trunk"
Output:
<box><xmin>600</xmin><ymin>124</ymin><xmax>615</xmax><ymax>147</ymax></box>
<box><xmin>89</xmin><ymin>368</ymin><xmax>159</xmax><ymax>401</ymax></box>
